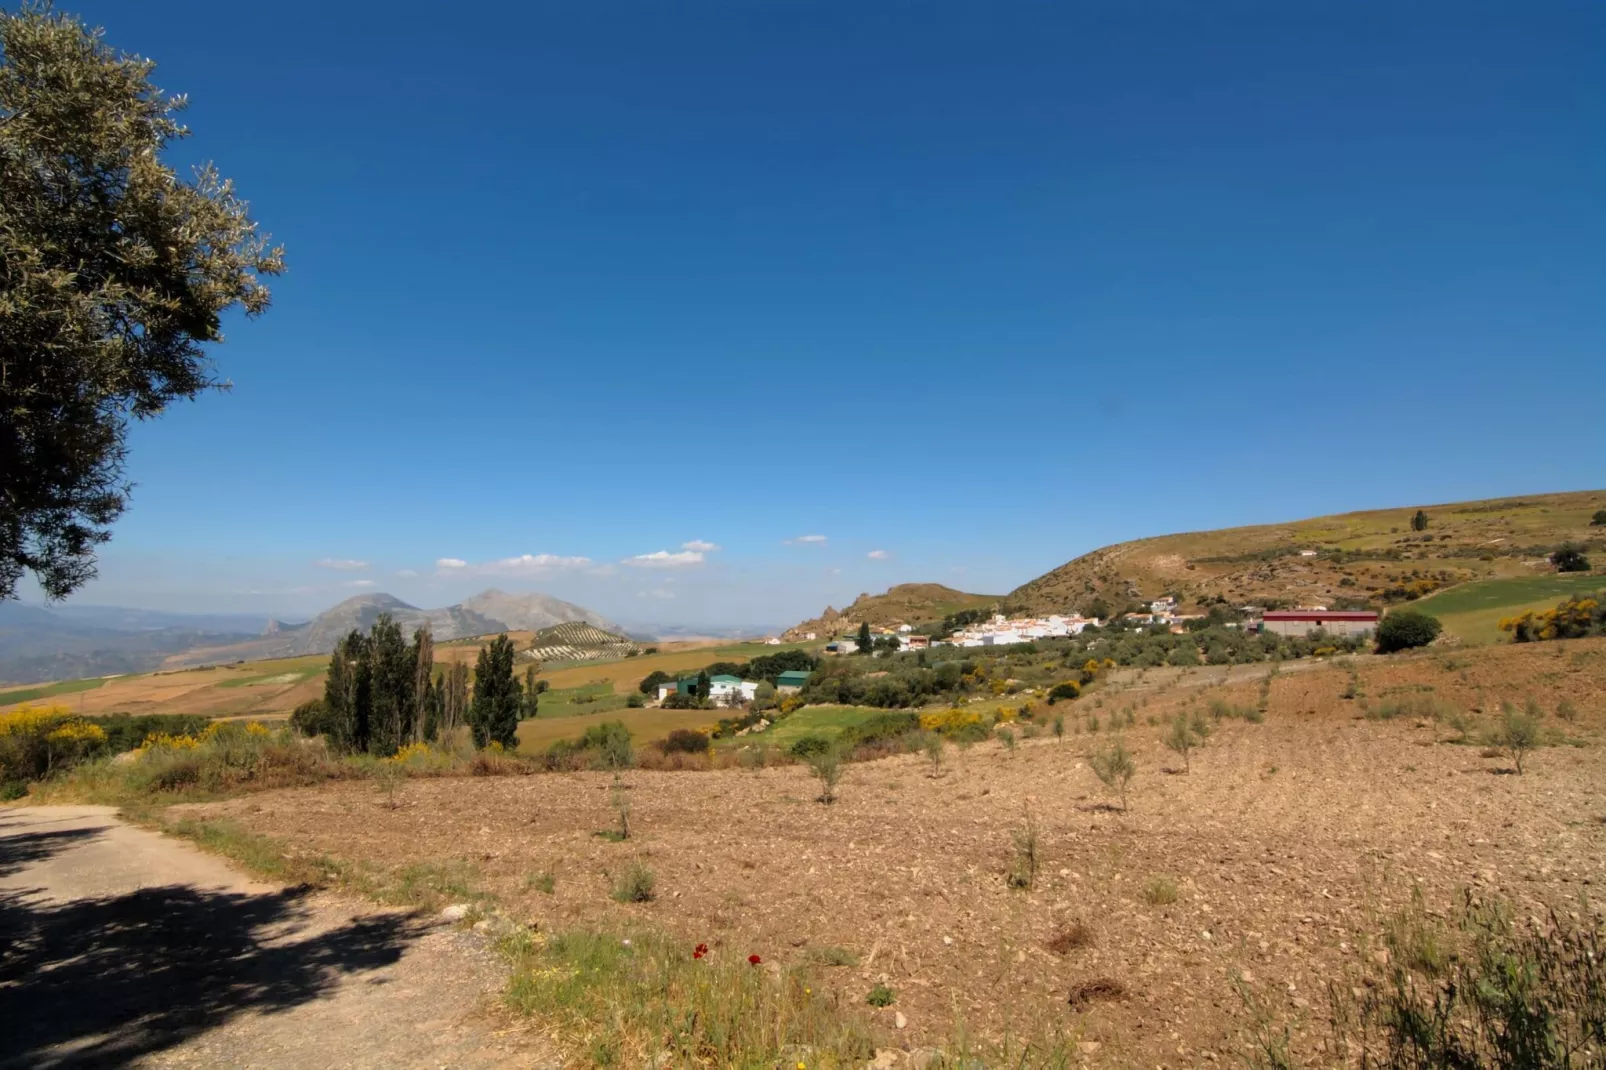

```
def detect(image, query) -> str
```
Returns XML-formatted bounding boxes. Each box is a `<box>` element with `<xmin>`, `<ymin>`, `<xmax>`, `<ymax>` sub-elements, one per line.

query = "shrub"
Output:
<box><xmin>1498</xmin><ymin>702</ymin><xmax>1540</xmax><ymax>774</ymax></box>
<box><xmin>1163</xmin><ymin>712</ymin><xmax>1198</xmax><ymax>772</ymax></box>
<box><xmin>626</xmin><ymin>693</ymin><xmax>645</xmax><ymax>709</ymax></box>
<box><xmin>582</xmin><ymin>721</ymin><xmax>635</xmax><ymax>770</ymax></box>
<box><xmin>288</xmin><ymin>698</ymin><xmax>337</xmax><ymax>738</ymax></box>
<box><xmin>921</xmin><ymin>731</ymin><xmax>944</xmax><ymax>777</ymax></box>
<box><xmin>1333</xmin><ymin>892</ymin><xmax>1605</xmax><ymax>1069</ymax></box>
<box><xmin>788</xmin><ymin>734</ymin><xmax>833</xmax><ymax>759</ymax></box>
<box><xmin>1551</xmin><ymin>542</ymin><xmax>1591</xmax><ymax>573</ymax></box>
<box><xmin>837</xmin><ymin>711</ymin><xmax>921</xmax><ymax>751</ymax></box>
<box><xmin>1006</xmin><ymin>811</ymin><xmax>1039</xmax><ymax>890</ymax></box>
<box><xmin>1052</xmin><ymin>713</ymin><xmax>1065</xmax><ymax>741</ymax></box>
<box><xmin>660</xmin><ymin>729</ymin><xmax>709</xmax><ymax>755</ymax></box>
<box><xmin>807</xmin><ymin>747</ymin><xmax>842</xmax><ymax>804</ymax></box>
<box><xmin>1089</xmin><ymin>737</ymin><xmax>1136</xmax><ymax>811</ymax></box>
<box><xmin>1376</xmin><ymin>610</ymin><xmax>1443</xmax><ymax>654</ymax></box>
<box><xmin>0</xmin><ymin>705</ymin><xmax>107</xmax><ymax>786</ymax></box>
<box><xmin>1142</xmin><ymin>875</ymin><xmax>1179</xmax><ymax>906</ymax></box>
<box><xmin>1046</xmin><ymin>921</ymin><xmax>1093</xmax><ymax>955</ymax></box>
<box><xmin>995</xmin><ymin>725</ymin><xmax>1016</xmax><ymax>752</ymax></box>
<box><xmin>865</xmin><ymin>983</ymin><xmax>895</xmax><ymax>1008</ymax></box>
<box><xmin>1048</xmin><ymin>681</ymin><xmax>1081</xmax><ymax>701</ymax></box>
<box><xmin>611</xmin><ymin>860</ymin><xmax>656</xmax><ymax>903</ymax></box>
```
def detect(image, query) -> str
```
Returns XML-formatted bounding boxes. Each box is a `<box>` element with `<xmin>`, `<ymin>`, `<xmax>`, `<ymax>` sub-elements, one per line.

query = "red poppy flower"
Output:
<box><xmin>748</xmin><ymin>954</ymin><xmax>762</xmax><ymax>965</ymax></box>
<box><xmin>693</xmin><ymin>943</ymin><xmax>709</xmax><ymax>959</ymax></box>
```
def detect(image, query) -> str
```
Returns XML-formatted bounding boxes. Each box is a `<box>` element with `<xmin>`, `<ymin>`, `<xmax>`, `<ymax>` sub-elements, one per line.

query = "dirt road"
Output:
<box><xmin>0</xmin><ymin>806</ymin><xmax>550</xmax><ymax>1069</ymax></box>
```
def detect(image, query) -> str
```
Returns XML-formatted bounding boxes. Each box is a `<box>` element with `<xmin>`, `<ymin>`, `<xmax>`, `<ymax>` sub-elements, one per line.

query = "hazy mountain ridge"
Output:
<box><xmin>0</xmin><ymin>589</ymin><xmax>619</xmax><ymax>683</ymax></box>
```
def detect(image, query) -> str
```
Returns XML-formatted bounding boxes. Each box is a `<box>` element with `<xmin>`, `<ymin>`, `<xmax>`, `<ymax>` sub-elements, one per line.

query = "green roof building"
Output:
<box><xmin>776</xmin><ymin>670</ymin><xmax>811</xmax><ymax>692</ymax></box>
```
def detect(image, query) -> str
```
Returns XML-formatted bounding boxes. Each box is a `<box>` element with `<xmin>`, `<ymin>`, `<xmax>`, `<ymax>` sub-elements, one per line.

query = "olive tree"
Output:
<box><xmin>1</xmin><ymin>6</ymin><xmax>283</xmax><ymax>600</ymax></box>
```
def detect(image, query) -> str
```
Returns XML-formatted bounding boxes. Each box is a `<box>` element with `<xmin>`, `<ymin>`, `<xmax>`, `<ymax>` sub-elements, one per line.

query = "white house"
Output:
<box><xmin>708</xmin><ymin>675</ymin><xmax>760</xmax><ymax>706</ymax></box>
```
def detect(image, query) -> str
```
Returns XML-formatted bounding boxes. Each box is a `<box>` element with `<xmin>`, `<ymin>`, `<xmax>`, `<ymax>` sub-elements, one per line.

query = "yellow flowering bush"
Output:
<box><xmin>920</xmin><ymin>708</ymin><xmax>982</xmax><ymax>733</ymax></box>
<box><xmin>1</xmin><ymin>705</ymin><xmax>109</xmax><ymax>786</ymax></box>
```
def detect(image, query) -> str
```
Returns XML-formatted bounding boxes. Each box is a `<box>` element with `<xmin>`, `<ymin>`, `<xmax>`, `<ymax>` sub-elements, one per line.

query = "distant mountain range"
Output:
<box><xmin>0</xmin><ymin>589</ymin><xmax>619</xmax><ymax>685</ymax></box>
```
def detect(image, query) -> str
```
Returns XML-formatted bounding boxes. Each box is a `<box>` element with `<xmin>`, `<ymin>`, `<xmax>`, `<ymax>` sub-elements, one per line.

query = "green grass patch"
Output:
<box><xmin>534</xmin><ymin>681</ymin><xmax>631</xmax><ymax>718</ymax></box>
<box><xmin>501</xmin><ymin>927</ymin><xmax>879</xmax><ymax>1067</ymax></box>
<box><xmin>734</xmin><ymin>705</ymin><xmax>892</xmax><ymax>750</ymax></box>
<box><xmin>1411</xmin><ymin>574</ymin><xmax>1605</xmax><ymax>645</ymax></box>
<box><xmin>0</xmin><ymin>676</ymin><xmax>107</xmax><ymax>707</ymax></box>
<box><xmin>161</xmin><ymin>816</ymin><xmax>343</xmax><ymax>885</ymax></box>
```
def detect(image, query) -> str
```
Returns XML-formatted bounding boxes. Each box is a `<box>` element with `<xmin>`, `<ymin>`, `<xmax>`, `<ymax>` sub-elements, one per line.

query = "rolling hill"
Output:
<box><xmin>1007</xmin><ymin>489</ymin><xmax>1605</xmax><ymax>617</ymax></box>
<box><xmin>783</xmin><ymin>583</ymin><xmax>1002</xmax><ymax>640</ymax></box>
<box><xmin>168</xmin><ymin>589</ymin><xmax>621</xmax><ymax>666</ymax></box>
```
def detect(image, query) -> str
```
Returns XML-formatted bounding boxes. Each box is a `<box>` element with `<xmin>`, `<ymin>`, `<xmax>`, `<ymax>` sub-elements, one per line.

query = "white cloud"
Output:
<box><xmin>785</xmin><ymin>534</ymin><xmax>828</xmax><ymax>546</ymax></box>
<box><xmin>438</xmin><ymin>553</ymin><xmax>594</xmax><ymax>576</ymax></box>
<box><xmin>395</xmin><ymin>569</ymin><xmax>419</xmax><ymax>579</ymax></box>
<box><xmin>682</xmin><ymin>539</ymin><xmax>721</xmax><ymax>553</ymax></box>
<box><xmin>487</xmin><ymin>553</ymin><xmax>592</xmax><ymax>573</ymax></box>
<box><xmin>637</xmin><ymin>587</ymin><xmax>676</xmax><ymax>600</ymax></box>
<box><xmin>867</xmin><ymin>549</ymin><xmax>890</xmax><ymax>560</ymax></box>
<box><xmin>624</xmin><ymin>550</ymin><xmax>705</xmax><ymax>569</ymax></box>
<box><xmin>313</xmin><ymin>557</ymin><xmax>369</xmax><ymax>571</ymax></box>
<box><xmin>343</xmin><ymin>579</ymin><xmax>377</xmax><ymax>588</ymax></box>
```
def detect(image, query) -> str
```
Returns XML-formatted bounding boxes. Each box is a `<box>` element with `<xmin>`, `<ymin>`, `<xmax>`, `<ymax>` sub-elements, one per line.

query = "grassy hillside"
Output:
<box><xmin>784</xmin><ymin>583</ymin><xmax>1000</xmax><ymax>639</ymax></box>
<box><xmin>1408</xmin><ymin>573</ymin><xmax>1604</xmax><ymax>645</ymax></box>
<box><xmin>1010</xmin><ymin>489</ymin><xmax>1605</xmax><ymax>621</ymax></box>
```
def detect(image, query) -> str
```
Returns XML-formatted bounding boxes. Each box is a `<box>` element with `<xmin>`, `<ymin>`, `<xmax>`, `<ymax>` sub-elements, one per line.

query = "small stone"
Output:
<box><xmin>1076</xmin><ymin>1041</ymin><xmax>1102</xmax><ymax>1055</ymax></box>
<box><xmin>943</xmin><ymin>936</ymin><xmax>953</xmax><ymax>945</ymax></box>
<box><xmin>870</xmin><ymin>1050</ymin><xmax>901</xmax><ymax>1070</ymax></box>
<box><xmin>1371</xmin><ymin>949</ymin><xmax>1390</xmax><ymax>966</ymax></box>
<box><xmin>440</xmin><ymin>904</ymin><xmax>469</xmax><ymax>922</ymax></box>
<box><xmin>894</xmin><ymin>1011</ymin><xmax>908</xmax><ymax>1030</ymax></box>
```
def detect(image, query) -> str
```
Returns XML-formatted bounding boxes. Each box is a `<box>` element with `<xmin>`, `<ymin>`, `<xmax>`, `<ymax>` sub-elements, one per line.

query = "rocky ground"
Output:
<box><xmin>186</xmin><ymin>637</ymin><xmax>1606</xmax><ymax>1066</ymax></box>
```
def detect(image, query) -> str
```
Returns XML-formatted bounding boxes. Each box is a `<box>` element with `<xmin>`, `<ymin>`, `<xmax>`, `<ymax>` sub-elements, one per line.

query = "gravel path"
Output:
<box><xmin>0</xmin><ymin>806</ymin><xmax>552</xmax><ymax>1069</ymax></box>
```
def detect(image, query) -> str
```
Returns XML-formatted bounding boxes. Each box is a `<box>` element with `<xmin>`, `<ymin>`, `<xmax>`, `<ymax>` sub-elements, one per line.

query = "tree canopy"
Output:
<box><xmin>1376</xmin><ymin>609</ymin><xmax>1443</xmax><ymax>654</ymax></box>
<box><xmin>469</xmin><ymin>635</ymin><xmax>521</xmax><ymax>750</ymax></box>
<box><xmin>0</xmin><ymin>7</ymin><xmax>283</xmax><ymax>600</ymax></box>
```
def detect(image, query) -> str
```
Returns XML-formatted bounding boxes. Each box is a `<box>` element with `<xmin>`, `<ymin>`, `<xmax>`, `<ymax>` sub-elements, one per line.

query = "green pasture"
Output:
<box><xmin>1409</xmin><ymin>573</ymin><xmax>1603</xmax><ymax>644</ymax></box>
<box><xmin>0</xmin><ymin>676</ymin><xmax>108</xmax><ymax>707</ymax></box>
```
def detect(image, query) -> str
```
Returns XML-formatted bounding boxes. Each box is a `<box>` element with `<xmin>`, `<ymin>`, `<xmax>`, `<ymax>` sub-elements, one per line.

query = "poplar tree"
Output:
<box><xmin>522</xmin><ymin>665</ymin><xmax>540</xmax><ymax>720</ymax></box>
<box><xmin>412</xmin><ymin>627</ymin><xmax>435</xmax><ymax>744</ymax></box>
<box><xmin>469</xmin><ymin>634</ymin><xmax>520</xmax><ymax>750</ymax></box>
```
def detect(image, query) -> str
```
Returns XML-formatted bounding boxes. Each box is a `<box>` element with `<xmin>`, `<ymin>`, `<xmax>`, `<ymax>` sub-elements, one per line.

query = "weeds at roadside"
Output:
<box><xmin>526</xmin><ymin>867</ymin><xmax>557</xmax><ymax>895</ymax></box>
<box><xmin>1497</xmin><ymin>701</ymin><xmax>1540</xmax><ymax>774</ymax></box>
<box><xmin>501</xmin><ymin>927</ymin><xmax>878</xmax><ymax>1066</ymax></box>
<box><xmin>611</xmin><ymin>859</ymin><xmax>656</xmax><ymax>903</ymax></box>
<box><xmin>865</xmin><ymin>983</ymin><xmax>895</xmax><ymax>1008</ymax></box>
<box><xmin>809</xmin><ymin>945</ymin><xmax>859</xmax><ymax>967</ymax></box>
<box><xmin>1329</xmin><ymin>892</ymin><xmax>1605</xmax><ymax>1069</ymax></box>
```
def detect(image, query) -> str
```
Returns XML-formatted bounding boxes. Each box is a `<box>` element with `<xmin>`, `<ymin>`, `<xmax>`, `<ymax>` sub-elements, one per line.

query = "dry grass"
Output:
<box><xmin>183</xmin><ymin>636</ymin><xmax>1606</xmax><ymax>1066</ymax></box>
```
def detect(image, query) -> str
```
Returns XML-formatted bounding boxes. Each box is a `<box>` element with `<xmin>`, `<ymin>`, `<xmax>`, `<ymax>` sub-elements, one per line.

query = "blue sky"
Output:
<box><xmin>28</xmin><ymin>0</ymin><xmax>1606</xmax><ymax>627</ymax></box>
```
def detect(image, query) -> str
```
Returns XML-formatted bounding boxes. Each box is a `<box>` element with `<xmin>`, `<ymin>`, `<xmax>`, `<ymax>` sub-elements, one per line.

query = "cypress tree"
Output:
<box><xmin>469</xmin><ymin>634</ymin><xmax>520</xmax><ymax>750</ymax></box>
<box><xmin>367</xmin><ymin>614</ymin><xmax>412</xmax><ymax>756</ymax></box>
<box><xmin>523</xmin><ymin>665</ymin><xmax>540</xmax><ymax>720</ymax></box>
<box><xmin>857</xmin><ymin>621</ymin><xmax>873</xmax><ymax>654</ymax></box>
<box><xmin>412</xmin><ymin>627</ymin><xmax>435</xmax><ymax>744</ymax></box>
<box><xmin>695</xmin><ymin>669</ymin><xmax>711</xmax><ymax>701</ymax></box>
<box><xmin>324</xmin><ymin>632</ymin><xmax>356</xmax><ymax>752</ymax></box>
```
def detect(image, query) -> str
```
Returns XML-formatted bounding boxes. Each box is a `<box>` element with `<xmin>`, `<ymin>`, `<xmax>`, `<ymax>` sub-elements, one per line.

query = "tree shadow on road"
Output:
<box><xmin>0</xmin><ymin>877</ymin><xmax>427</xmax><ymax>1068</ymax></box>
<box><xmin>0</xmin><ymin>819</ymin><xmax>106</xmax><ymax>878</ymax></box>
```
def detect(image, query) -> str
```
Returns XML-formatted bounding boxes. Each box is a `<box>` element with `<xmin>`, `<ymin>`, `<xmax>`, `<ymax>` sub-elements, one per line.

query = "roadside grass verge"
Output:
<box><xmin>155</xmin><ymin>814</ymin><xmax>490</xmax><ymax>912</ymax></box>
<box><xmin>500</xmin><ymin>927</ymin><xmax>880</xmax><ymax>1067</ymax></box>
